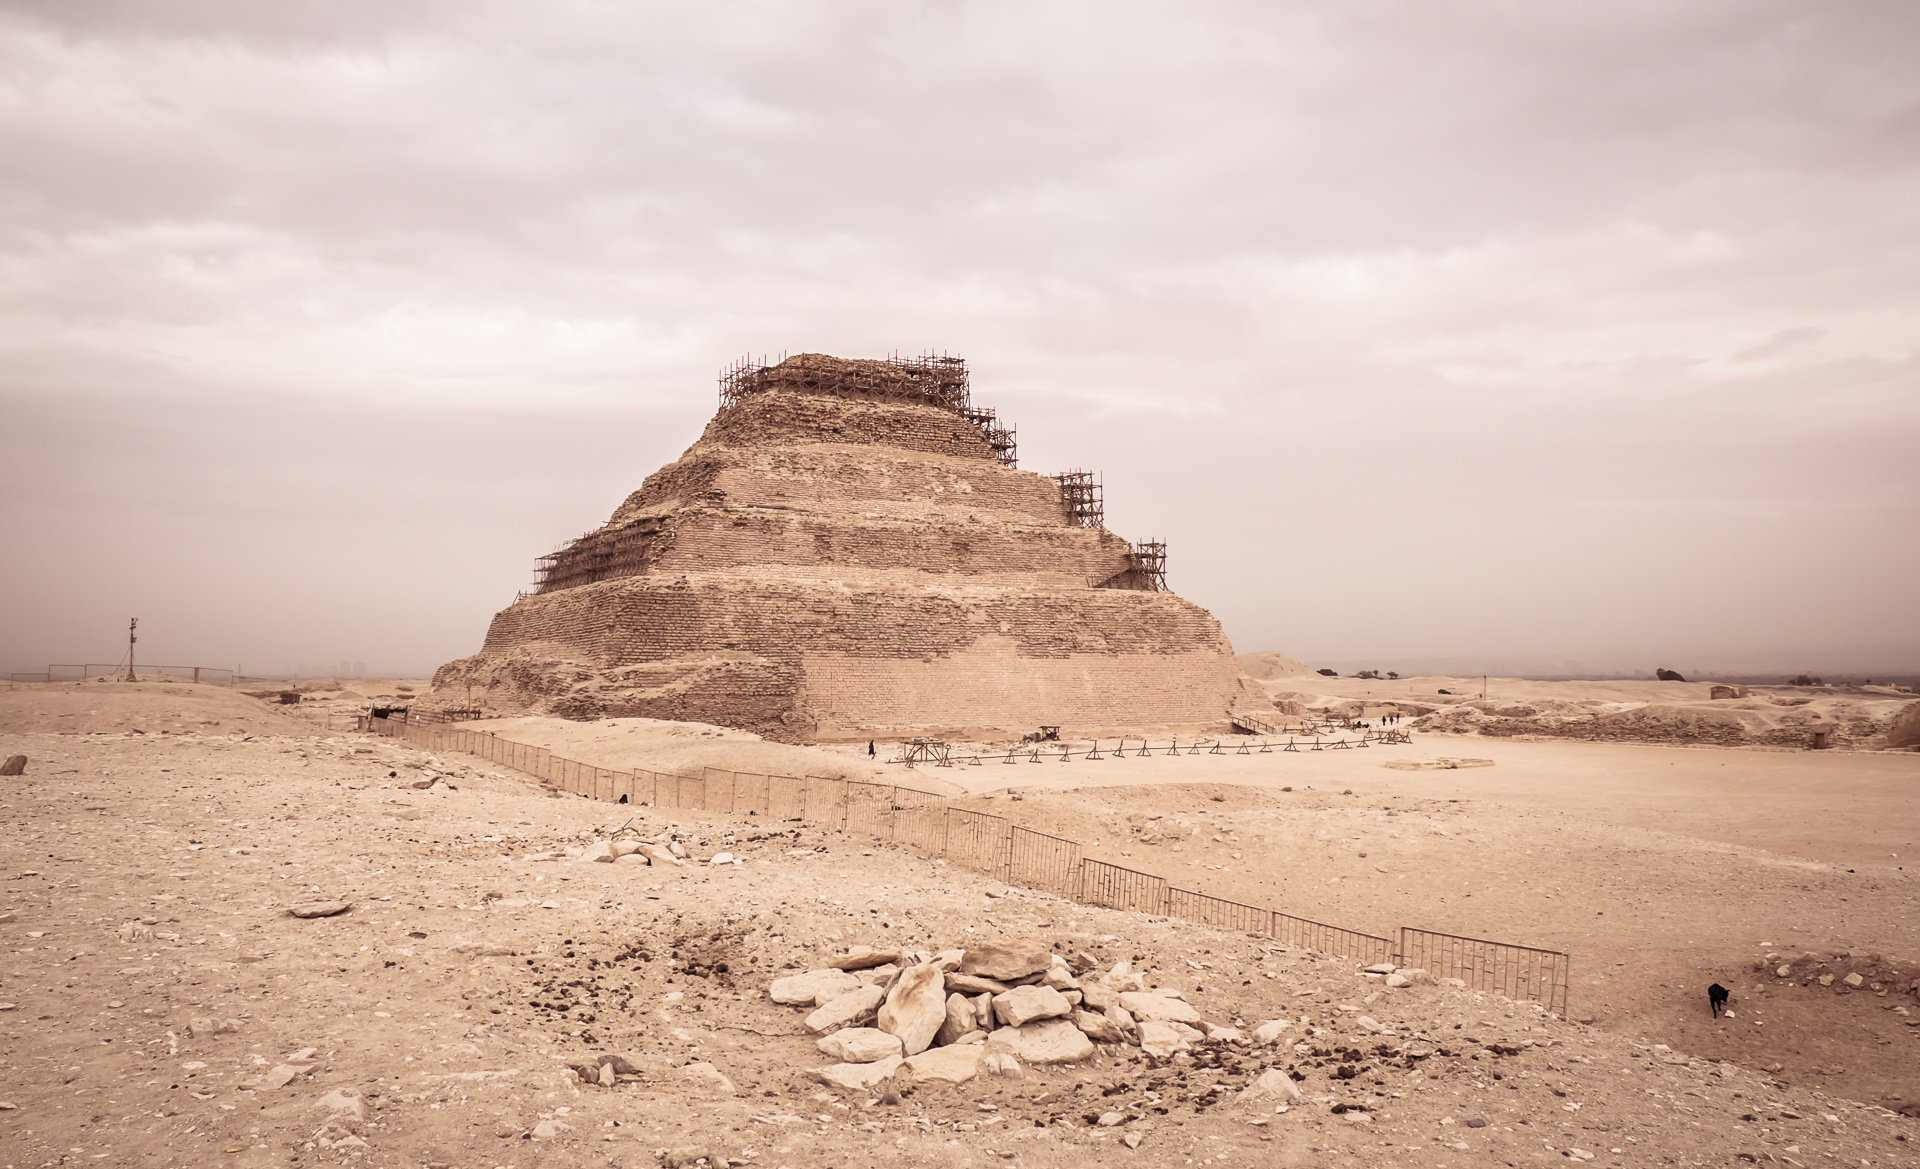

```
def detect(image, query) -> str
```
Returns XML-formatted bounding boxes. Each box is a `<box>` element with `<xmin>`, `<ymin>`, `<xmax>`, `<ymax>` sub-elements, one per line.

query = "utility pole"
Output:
<box><xmin>126</xmin><ymin>618</ymin><xmax>138</xmax><ymax>682</ymax></box>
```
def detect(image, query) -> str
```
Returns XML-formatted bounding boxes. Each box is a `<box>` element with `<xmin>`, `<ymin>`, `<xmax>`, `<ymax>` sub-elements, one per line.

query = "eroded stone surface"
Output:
<box><xmin>772</xmin><ymin>969</ymin><xmax>861</xmax><ymax>1007</ymax></box>
<box><xmin>877</xmin><ymin>962</ymin><xmax>947</xmax><ymax>1056</ymax></box>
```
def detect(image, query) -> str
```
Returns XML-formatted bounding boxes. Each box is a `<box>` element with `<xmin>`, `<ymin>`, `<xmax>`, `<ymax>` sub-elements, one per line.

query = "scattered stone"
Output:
<box><xmin>1123</xmin><ymin>1132</ymin><xmax>1143</xmax><ymax>1149</ymax></box>
<box><xmin>187</xmin><ymin>1017</ymin><xmax>243</xmax><ymax>1039</ymax></box>
<box><xmin>993</xmin><ymin>984</ymin><xmax>1072</xmax><ymax>1028</ymax></box>
<box><xmin>239</xmin><ymin>1063</ymin><xmax>308</xmax><ymax>1092</ymax></box>
<box><xmin>960</xmin><ymin>939</ymin><xmax>1051</xmax><ymax>981</ymax></box>
<box><xmin>1252</xmin><ymin>1019</ymin><xmax>1291</xmax><ymax>1044</ymax></box>
<box><xmin>853</xmin><ymin>963</ymin><xmax>901</xmax><ymax>986</ymax></box>
<box><xmin>0</xmin><ymin>756</ymin><xmax>25</xmax><ymax>776</ymax></box>
<box><xmin>1073</xmin><ymin>1010</ymin><xmax>1125</xmax><ymax>1043</ymax></box>
<box><xmin>639</xmin><ymin>843</ymin><xmax>683</xmax><ymax>867</ymax></box>
<box><xmin>1078</xmin><ymin>981</ymin><xmax>1120</xmax><ymax>1011</ymax></box>
<box><xmin>946</xmin><ymin>972</ymin><xmax>1013</xmax><ymax>995</ymax></box>
<box><xmin>1466</xmin><ymin>1117</ymin><xmax>1488</xmax><ymax>1128</ymax></box>
<box><xmin>771</xmin><ymin>969</ymin><xmax>861</xmax><ymax>1007</ymax></box>
<box><xmin>1843</xmin><ymin>973</ymin><xmax>1864</xmax><ymax>988</ymax></box>
<box><xmin>709</xmin><ymin>852</ymin><xmax>735</xmax><ymax>865</ymax></box>
<box><xmin>1040</xmin><ymin>955</ymin><xmax>1080</xmax><ymax>990</ymax></box>
<box><xmin>1237</xmin><ymin>1068</ymin><xmax>1303</xmax><ymax>1103</ymax></box>
<box><xmin>286</xmin><ymin>901</ymin><xmax>351</xmax><ymax>919</ymax></box>
<box><xmin>878</xmin><ymin>962</ymin><xmax>948</xmax><ymax>1055</ymax></box>
<box><xmin>577</xmin><ymin>841</ymin><xmax>618</xmax><ymax>863</ymax></box>
<box><xmin>1363</xmin><ymin>963</ymin><xmax>1397</xmax><ymax>974</ymax></box>
<box><xmin>1203</xmin><ymin>1023</ymin><xmax>1244</xmax><ymax>1044</ymax></box>
<box><xmin>1118</xmin><ymin>991</ymin><xmax>1205</xmax><ymax>1025</ymax></box>
<box><xmin>1097</xmin><ymin>1110</ymin><xmax>1125</xmax><ymax>1126</ymax></box>
<box><xmin>569</xmin><ymin>1054</ymin><xmax>643</xmax><ymax>1084</ymax></box>
<box><xmin>804</xmin><ymin>985</ymin><xmax>886</xmax><ymax>1034</ymax></box>
<box><xmin>1137</xmin><ymin>1020</ymin><xmax>1192</xmax><ymax>1058</ymax></box>
<box><xmin>905</xmin><ymin>1044</ymin><xmax>984</xmax><ymax>1084</ymax></box>
<box><xmin>1384</xmin><ymin>973</ymin><xmax>1412</xmax><ymax>988</ymax></box>
<box><xmin>936</xmin><ymin>993</ymin><xmax>976</xmax><ymax>1047</ymax></box>
<box><xmin>314</xmin><ymin>1090</ymin><xmax>366</xmax><ymax>1121</ymax></box>
<box><xmin>450</xmin><ymin>941</ymin><xmax>515</xmax><ymax>957</ymax></box>
<box><xmin>1355</xmin><ymin>1016</ymin><xmax>1390</xmax><ymax>1034</ymax></box>
<box><xmin>811</xmin><ymin>1055</ymin><xmax>905</xmax><ymax>1092</ymax></box>
<box><xmin>530</xmin><ymin>1119</ymin><xmax>570</xmax><ymax>1139</ymax></box>
<box><xmin>815</xmin><ymin>1028</ymin><xmax>903</xmax><ymax>1064</ymax></box>
<box><xmin>986</xmin><ymin>1019</ymin><xmax>1095</xmax><ymax>1064</ymax></box>
<box><xmin>971</xmin><ymin>991</ymin><xmax>996</xmax><ymax>1032</ymax></box>
<box><xmin>681</xmin><ymin>1062</ymin><xmax>736</xmax><ymax>1094</ymax></box>
<box><xmin>982</xmin><ymin>1052</ymin><xmax>1023</xmax><ymax>1078</ymax></box>
<box><xmin>827</xmin><ymin>948</ymin><xmax>901</xmax><ymax>971</ymax></box>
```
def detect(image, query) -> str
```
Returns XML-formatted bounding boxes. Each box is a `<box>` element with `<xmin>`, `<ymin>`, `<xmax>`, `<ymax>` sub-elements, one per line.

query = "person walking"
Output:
<box><xmin>867</xmin><ymin>740</ymin><xmax>876</xmax><ymax>759</ymax></box>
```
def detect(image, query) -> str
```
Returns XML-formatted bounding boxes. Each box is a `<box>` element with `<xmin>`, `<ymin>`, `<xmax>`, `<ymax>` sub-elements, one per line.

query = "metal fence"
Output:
<box><xmin>1273</xmin><ymin>912</ymin><xmax>1397</xmax><ymax>968</ymax></box>
<box><xmin>11</xmin><ymin>663</ymin><xmax>238</xmax><ymax>684</ymax></box>
<box><xmin>367</xmin><ymin>717</ymin><xmax>1570</xmax><ymax>1012</ymax></box>
<box><xmin>1398</xmin><ymin>926</ymin><xmax>1572</xmax><ymax>1016</ymax></box>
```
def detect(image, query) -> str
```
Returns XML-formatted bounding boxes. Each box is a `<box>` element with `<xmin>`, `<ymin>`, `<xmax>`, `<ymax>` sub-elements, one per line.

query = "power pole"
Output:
<box><xmin>126</xmin><ymin>618</ymin><xmax>138</xmax><ymax>682</ymax></box>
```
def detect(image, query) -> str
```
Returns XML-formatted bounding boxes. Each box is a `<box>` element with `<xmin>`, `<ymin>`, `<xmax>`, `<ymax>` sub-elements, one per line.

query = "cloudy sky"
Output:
<box><xmin>3</xmin><ymin>0</ymin><xmax>1916</xmax><ymax>680</ymax></box>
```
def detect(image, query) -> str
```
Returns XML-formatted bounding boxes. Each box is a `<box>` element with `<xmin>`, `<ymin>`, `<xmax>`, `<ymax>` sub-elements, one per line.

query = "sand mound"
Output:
<box><xmin>0</xmin><ymin>679</ymin><xmax>316</xmax><ymax>736</ymax></box>
<box><xmin>1236</xmin><ymin>649</ymin><xmax>1314</xmax><ymax>679</ymax></box>
<box><xmin>1886</xmin><ymin>701</ymin><xmax>1920</xmax><ymax>749</ymax></box>
<box><xmin>454</xmin><ymin>715</ymin><xmax>963</xmax><ymax>795</ymax></box>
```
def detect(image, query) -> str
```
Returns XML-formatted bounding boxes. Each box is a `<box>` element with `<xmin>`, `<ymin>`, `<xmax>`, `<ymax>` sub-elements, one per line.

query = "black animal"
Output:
<box><xmin>1708</xmin><ymin>983</ymin><xmax>1729</xmax><ymax>1018</ymax></box>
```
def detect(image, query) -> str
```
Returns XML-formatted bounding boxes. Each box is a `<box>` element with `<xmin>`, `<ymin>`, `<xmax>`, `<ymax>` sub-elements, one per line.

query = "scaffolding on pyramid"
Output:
<box><xmin>959</xmin><ymin>405</ymin><xmax>1019</xmax><ymax>467</ymax></box>
<box><xmin>1130</xmin><ymin>540</ymin><xmax>1168</xmax><ymax>591</ymax></box>
<box><xmin>1053</xmin><ymin>469</ymin><xmax>1104</xmax><ymax>529</ymax></box>
<box><xmin>718</xmin><ymin>351</ymin><xmax>973</xmax><ymax>413</ymax></box>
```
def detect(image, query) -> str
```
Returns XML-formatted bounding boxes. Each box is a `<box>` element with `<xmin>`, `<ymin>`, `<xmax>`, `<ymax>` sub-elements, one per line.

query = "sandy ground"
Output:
<box><xmin>1</xmin><ymin>679</ymin><xmax>1917</xmax><ymax>1168</ymax></box>
<box><xmin>871</xmin><ymin>734</ymin><xmax>1920</xmax><ymax>1107</ymax></box>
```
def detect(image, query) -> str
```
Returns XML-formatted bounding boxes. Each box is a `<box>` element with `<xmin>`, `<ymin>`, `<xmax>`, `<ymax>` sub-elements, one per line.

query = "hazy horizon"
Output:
<box><xmin>4</xmin><ymin>3</ymin><xmax>1916</xmax><ymax>683</ymax></box>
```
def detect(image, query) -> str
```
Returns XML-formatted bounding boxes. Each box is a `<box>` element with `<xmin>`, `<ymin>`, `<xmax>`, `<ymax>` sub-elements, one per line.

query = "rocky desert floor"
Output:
<box><xmin>1</xmin><ymin>677</ymin><xmax>1917</xmax><ymax>1169</ymax></box>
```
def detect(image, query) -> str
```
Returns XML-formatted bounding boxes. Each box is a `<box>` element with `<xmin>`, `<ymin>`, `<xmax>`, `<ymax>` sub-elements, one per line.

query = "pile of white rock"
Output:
<box><xmin>769</xmin><ymin>940</ymin><xmax>1261</xmax><ymax>1090</ymax></box>
<box><xmin>528</xmin><ymin>831</ymin><xmax>744</xmax><ymax>867</ymax></box>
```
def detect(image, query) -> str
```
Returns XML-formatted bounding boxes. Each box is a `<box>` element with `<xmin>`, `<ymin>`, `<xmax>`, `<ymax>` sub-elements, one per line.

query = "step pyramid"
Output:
<box><xmin>431</xmin><ymin>353</ymin><xmax>1242</xmax><ymax>742</ymax></box>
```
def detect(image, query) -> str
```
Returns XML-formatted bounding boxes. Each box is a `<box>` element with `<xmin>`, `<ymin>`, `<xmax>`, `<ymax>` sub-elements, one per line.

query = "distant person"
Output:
<box><xmin>867</xmin><ymin>741</ymin><xmax>876</xmax><ymax>759</ymax></box>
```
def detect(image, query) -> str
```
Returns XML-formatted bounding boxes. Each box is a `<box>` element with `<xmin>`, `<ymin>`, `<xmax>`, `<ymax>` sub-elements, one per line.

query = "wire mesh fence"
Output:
<box><xmin>367</xmin><ymin>717</ymin><xmax>1570</xmax><ymax>1013</ymax></box>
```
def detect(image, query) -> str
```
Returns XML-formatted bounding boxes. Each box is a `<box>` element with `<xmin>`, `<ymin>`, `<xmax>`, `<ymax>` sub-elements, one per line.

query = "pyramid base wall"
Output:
<box><xmin>431</xmin><ymin>576</ymin><xmax>1239</xmax><ymax>742</ymax></box>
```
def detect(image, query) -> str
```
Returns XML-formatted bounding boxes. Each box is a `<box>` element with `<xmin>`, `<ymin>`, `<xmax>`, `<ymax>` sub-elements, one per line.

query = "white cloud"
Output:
<box><xmin>1</xmin><ymin>0</ymin><xmax>1915</xmax><ymax>674</ymax></box>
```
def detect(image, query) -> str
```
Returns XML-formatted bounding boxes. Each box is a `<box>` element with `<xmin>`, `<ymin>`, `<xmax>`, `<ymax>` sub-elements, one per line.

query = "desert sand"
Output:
<box><xmin>1</xmin><ymin>675</ymin><xmax>1916</xmax><ymax>1168</ymax></box>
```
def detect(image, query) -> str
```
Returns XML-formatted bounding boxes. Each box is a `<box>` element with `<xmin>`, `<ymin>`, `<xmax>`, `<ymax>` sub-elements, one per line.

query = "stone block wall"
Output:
<box><xmin>698</xmin><ymin>391</ymin><xmax>995</xmax><ymax>460</ymax></box>
<box><xmin>438</xmin><ymin>573</ymin><xmax>1239</xmax><ymax>738</ymax></box>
